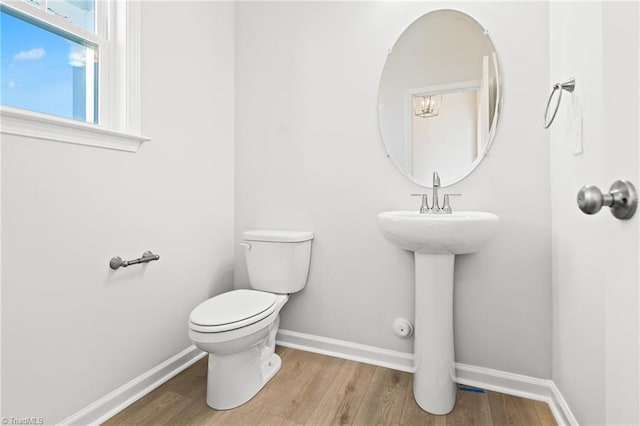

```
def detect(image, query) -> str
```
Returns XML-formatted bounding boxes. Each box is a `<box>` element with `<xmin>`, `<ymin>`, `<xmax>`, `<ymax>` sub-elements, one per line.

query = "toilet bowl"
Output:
<box><xmin>188</xmin><ymin>230</ymin><xmax>313</xmax><ymax>410</ymax></box>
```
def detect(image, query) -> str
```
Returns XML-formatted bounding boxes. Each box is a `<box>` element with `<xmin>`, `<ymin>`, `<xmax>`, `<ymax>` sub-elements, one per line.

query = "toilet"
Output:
<box><xmin>188</xmin><ymin>229</ymin><xmax>313</xmax><ymax>410</ymax></box>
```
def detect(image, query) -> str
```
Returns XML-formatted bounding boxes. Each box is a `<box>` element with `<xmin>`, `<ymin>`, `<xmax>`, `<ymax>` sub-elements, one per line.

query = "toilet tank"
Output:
<box><xmin>243</xmin><ymin>230</ymin><xmax>313</xmax><ymax>294</ymax></box>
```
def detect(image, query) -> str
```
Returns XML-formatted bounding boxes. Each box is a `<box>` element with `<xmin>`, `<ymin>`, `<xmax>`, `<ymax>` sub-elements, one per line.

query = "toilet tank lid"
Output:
<box><xmin>243</xmin><ymin>230</ymin><xmax>314</xmax><ymax>242</ymax></box>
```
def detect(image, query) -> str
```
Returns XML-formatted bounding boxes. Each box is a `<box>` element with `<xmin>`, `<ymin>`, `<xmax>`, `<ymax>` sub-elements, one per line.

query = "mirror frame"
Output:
<box><xmin>377</xmin><ymin>9</ymin><xmax>503</xmax><ymax>188</ymax></box>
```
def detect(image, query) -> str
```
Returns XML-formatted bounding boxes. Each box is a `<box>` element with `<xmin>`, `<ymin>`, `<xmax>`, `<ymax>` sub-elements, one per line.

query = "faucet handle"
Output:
<box><xmin>410</xmin><ymin>193</ymin><xmax>430</xmax><ymax>214</ymax></box>
<box><xmin>442</xmin><ymin>193</ymin><xmax>462</xmax><ymax>214</ymax></box>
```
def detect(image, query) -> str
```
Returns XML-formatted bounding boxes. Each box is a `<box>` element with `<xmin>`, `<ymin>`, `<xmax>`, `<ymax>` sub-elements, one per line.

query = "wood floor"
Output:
<box><xmin>104</xmin><ymin>347</ymin><xmax>557</xmax><ymax>426</ymax></box>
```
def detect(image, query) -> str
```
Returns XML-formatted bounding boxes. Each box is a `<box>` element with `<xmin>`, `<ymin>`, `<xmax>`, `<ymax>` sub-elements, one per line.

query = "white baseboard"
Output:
<box><xmin>455</xmin><ymin>363</ymin><xmax>578</xmax><ymax>426</ymax></box>
<box><xmin>276</xmin><ymin>328</ymin><xmax>578</xmax><ymax>426</ymax></box>
<box><xmin>57</xmin><ymin>345</ymin><xmax>206</xmax><ymax>426</ymax></box>
<box><xmin>276</xmin><ymin>329</ymin><xmax>414</xmax><ymax>372</ymax></box>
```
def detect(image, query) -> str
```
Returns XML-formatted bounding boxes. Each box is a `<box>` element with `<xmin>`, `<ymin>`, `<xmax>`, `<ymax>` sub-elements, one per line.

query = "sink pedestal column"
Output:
<box><xmin>413</xmin><ymin>252</ymin><xmax>456</xmax><ymax>415</ymax></box>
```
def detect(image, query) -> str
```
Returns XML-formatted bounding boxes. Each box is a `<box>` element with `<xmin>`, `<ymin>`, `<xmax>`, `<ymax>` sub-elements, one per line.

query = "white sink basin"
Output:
<box><xmin>377</xmin><ymin>209</ymin><xmax>500</xmax><ymax>414</ymax></box>
<box><xmin>377</xmin><ymin>211</ymin><xmax>500</xmax><ymax>254</ymax></box>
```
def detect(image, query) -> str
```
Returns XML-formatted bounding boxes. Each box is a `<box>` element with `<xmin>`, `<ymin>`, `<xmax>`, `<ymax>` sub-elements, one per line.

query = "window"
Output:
<box><xmin>1</xmin><ymin>6</ymin><xmax>98</xmax><ymax>123</ymax></box>
<box><xmin>0</xmin><ymin>0</ymin><xmax>148</xmax><ymax>152</ymax></box>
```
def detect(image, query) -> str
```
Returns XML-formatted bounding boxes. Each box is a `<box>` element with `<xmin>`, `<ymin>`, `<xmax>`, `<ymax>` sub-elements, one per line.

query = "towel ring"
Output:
<box><xmin>544</xmin><ymin>78</ymin><xmax>575</xmax><ymax>129</ymax></box>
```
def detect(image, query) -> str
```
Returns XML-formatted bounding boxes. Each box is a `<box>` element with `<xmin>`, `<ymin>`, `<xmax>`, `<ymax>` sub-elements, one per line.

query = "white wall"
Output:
<box><xmin>550</xmin><ymin>2</ymin><xmax>639</xmax><ymax>425</ymax></box>
<box><xmin>0</xmin><ymin>2</ymin><xmax>235</xmax><ymax>423</ymax></box>
<box><xmin>234</xmin><ymin>1</ymin><xmax>552</xmax><ymax>379</ymax></box>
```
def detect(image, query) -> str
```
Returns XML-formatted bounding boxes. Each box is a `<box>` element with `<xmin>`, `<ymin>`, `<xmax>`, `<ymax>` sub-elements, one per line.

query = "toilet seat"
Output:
<box><xmin>189</xmin><ymin>289</ymin><xmax>278</xmax><ymax>333</ymax></box>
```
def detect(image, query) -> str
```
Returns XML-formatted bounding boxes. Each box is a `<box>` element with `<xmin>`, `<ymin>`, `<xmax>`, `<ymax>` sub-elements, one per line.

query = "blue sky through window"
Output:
<box><xmin>0</xmin><ymin>9</ymin><xmax>97</xmax><ymax>122</ymax></box>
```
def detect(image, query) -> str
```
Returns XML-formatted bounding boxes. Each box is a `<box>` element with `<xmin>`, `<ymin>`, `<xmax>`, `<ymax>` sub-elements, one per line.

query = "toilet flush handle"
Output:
<box><xmin>240</xmin><ymin>242</ymin><xmax>251</xmax><ymax>251</ymax></box>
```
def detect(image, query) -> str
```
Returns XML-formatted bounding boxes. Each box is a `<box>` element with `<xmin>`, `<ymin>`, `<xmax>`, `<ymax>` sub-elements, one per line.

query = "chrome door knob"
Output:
<box><xmin>577</xmin><ymin>180</ymin><xmax>637</xmax><ymax>220</ymax></box>
<box><xmin>577</xmin><ymin>185</ymin><xmax>609</xmax><ymax>214</ymax></box>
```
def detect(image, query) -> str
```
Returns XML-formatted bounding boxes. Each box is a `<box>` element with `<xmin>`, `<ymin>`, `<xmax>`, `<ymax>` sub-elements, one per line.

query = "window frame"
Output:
<box><xmin>0</xmin><ymin>0</ymin><xmax>149</xmax><ymax>152</ymax></box>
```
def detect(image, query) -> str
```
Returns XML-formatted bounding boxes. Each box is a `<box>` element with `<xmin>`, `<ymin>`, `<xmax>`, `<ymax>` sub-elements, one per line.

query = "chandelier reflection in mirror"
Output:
<box><xmin>413</xmin><ymin>94</ymin><xmax>442</xmax><ymax>118</ymax></box>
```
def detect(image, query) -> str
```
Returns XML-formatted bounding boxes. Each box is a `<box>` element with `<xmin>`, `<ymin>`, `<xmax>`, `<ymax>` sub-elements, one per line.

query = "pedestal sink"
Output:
<box><xmin>377</xmin><ymin>210</ymin><xmax>499</xmax><ymax>414</ymax></box>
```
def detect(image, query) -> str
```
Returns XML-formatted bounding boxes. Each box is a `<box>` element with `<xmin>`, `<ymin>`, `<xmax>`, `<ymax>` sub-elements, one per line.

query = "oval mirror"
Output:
<box><xmin>378</xmin><ymin>10</ymin><xmax>501</xmax><ymax>187</ymax></box>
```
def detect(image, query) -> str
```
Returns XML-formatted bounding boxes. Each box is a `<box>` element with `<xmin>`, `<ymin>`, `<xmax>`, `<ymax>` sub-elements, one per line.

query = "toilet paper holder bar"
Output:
<box><xmin>110</xmin><ymin>251</ymin><xmax>160</xmax><ymax>270</ymax></box>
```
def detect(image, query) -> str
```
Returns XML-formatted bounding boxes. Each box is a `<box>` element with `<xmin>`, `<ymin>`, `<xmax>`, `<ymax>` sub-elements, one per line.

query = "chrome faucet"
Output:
<box><xmin>411</xmin><ymin>172</ymin><xmax>461</xmax><ymax>214</ymax></box>
<box><xmin>432</xmin><ymin>172</ymin><xmax>441</xmax><ymax>213</ymax></box>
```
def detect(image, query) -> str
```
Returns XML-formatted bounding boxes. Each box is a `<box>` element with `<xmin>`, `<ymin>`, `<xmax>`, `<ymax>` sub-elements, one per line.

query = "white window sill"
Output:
<box><xmin>0</xmin><ymin>107</ymin><xmax>150</xmax><ymax>152</ymax></box>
